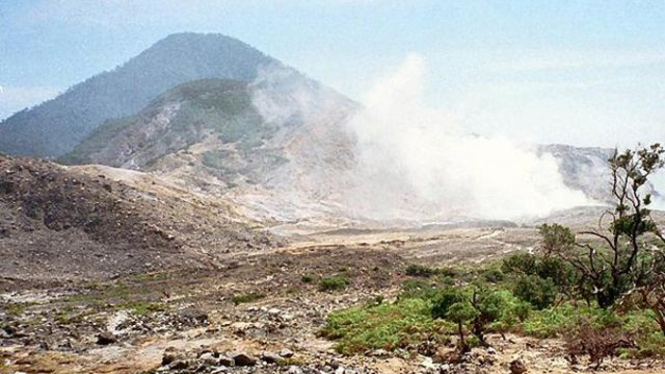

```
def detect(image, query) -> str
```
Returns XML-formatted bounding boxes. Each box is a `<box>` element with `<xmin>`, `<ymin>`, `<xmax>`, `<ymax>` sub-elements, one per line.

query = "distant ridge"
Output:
<box><xmin>0</xmin><ymin>33</ymin><xmax>280</xmax><ymax>157</ymax></box>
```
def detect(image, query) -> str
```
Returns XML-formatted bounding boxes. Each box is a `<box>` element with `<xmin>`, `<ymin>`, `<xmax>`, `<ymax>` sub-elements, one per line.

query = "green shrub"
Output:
<box><xmin>320</xmin><ymin>298</ymin><xmax>454</xmax><ymax>355</ymax></box>
<box><xmin>406</xmin><ymin>264</ymin><xmax>437</xmax><ymax>278</ymax></box>
<box><xmin>514</xmin><ymin>275</ymin><xmax>557</xmax><ymax>309</ymax></box>
<box><xmin>502</xmin><ymin>253</ymin><xmax>538</xmax><ymax>275</ymax></box>
<box><xmin>431</xmin><ymin>287</ymin><xmax>466</xmax><ymax>320</ymax></box>
<box><xmin>520</xmin><ymin>303</ymin><xmax>602</xmax><ymax>338</ymax></box>
<box><xmin>400</xmin><ymin>280</ymin><xmax>439</xmax><ymax>301</ymax></box>
<box><xmin>431</xmin><ymin>286</ymin><xmax>514</xmax><ymax>345</ymax></box>
<box><xmin>447</xmin><ymin>301</ymin><xmax>478</xmax><ymax>349</ymax></box>
<box><xmin>232</xmin><ymin>292</ymin><xmax>265</xmax><ymax>305</ymax></box>
<box><xmin>319</xmin><ymin>276</ymin><xmax>350</xmax><ymax>292</ymax></box>
<box><xmin>482</xmin><ymin>268</ymin><xmax>505</xmax><ymax>284</ymax></box>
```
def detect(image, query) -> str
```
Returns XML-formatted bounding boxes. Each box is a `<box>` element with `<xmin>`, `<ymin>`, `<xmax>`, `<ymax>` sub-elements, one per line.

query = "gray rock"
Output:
<box><xmin>279</xmin><ymin>348</ymin><xmax>295</xmax><ymax>358</ymax></box>
<box><xmin>179</xmin><ymin>308</ymin><xmax>209</xmax><ymax>323</ymax></box>
<box><xmin>211</xmin><ymin>367</ymin><xmax>229</xmax><ymax>374</ymax></box>
<box><xmin>96</xmin><ymin>331</ymin><xmax>117</xmax><ymax>345</ymax></box>
<box><xmin>261</xmin><ymin>351</ymin><xmax>284</xmax><ymax>364</ymax></box>
<box><xmin>200</xmin><ymin>352</ymin><xmax>219</xmax><ymax>366</ymax></box>
<box><xmin>169</xmin><ymin>360</ymin><xmax>190</xmax><ymax>370</ymax></box>
<box><xmin>509</xmin><ymin>359</ymin><xmax>528</xmax><ymax>374</ymax></box>
<box><xmin>287</xmin><ymin>366</ymin><xmax>304</xmax><ymax>374</ymax></box>
<box><xmin>370</xmin><ymin>349</ymin><xmax>389</xmax><ymax>357</ymax></box>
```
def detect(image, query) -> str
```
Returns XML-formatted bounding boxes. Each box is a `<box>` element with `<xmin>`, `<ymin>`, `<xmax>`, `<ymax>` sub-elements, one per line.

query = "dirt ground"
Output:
<box><xmin>3</xmin><ymin>230</ymin><xmax>665</xmax><ymax>374</ymax></box>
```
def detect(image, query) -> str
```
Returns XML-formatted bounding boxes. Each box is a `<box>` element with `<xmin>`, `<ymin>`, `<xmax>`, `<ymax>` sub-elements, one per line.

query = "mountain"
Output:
<box><xmin>0</xmin><ymin>32</ymin><xmax>639</xmax><ymax>225</ymax></box>
<box><xmin>59</xmin><ymin>70</ymin><xmax>358</xmax><ymax>223</ymax></box>
<box><xmin>0</xmin><ymin>33</ymin><xmax>281</xmax><ymax>158</ymax></box>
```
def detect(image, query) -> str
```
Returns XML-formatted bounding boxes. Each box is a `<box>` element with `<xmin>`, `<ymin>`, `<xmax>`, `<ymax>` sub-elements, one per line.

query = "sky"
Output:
<box><xmin>1</xmin><ymin>0</ymin><xmax>665</xmax><ymax>148</ymax></box>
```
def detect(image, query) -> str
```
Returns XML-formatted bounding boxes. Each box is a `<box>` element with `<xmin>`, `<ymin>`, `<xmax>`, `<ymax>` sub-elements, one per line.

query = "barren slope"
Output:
<box><xmin>0</xmin><ymin>155</ymin><xmax>277</xmax><ymax>289</ymax></box>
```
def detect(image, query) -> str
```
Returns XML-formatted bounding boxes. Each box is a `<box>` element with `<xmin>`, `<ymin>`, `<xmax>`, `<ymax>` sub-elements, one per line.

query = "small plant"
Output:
<box><xmin>127</xmin><ymin>301</ymin><xmax>166</xmax><ymax>316</ymax></box>
<box><xmin>3</xmin><ymin>302</ymin><xmax>26</xmax><ymax>316</ymax></box>
<box><xmin>400</xmin><ymin>279</ymin><xmax>439</xmax><ymax>300</ymax></box>
<box><xmin>432</xmin><ymin>286</ymin><xmax>510</xmax><ymax>346</ymax></box>
<box><xmin>319</xmin><ymin>275</ymin><xmax>350</xmax><ymax>292</ymax></box>
<box><xmin>232</xmin><ymin>292</ymin><xmax>265</xmax><ymax>305</ymax></box>
<box><xmin>301</xmin><ymin>274</ymin><xmax>316</xmax><ymax>283</ymax></box>
<box><xmin>406</xmin><ymin>264</ymin><xmax>438</xmax><ymax>278</ymax></box>
<box><xmin>447</xmin><ymin>301</ymin><xmax>478</xmax><ymax>352</ymax></box>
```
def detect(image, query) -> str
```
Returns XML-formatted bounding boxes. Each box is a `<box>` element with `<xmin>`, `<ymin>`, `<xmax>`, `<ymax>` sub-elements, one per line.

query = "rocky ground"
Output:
<box><xmin>3</xmin><ymin>155</ymin><xmax>665</xmax><ymax>373</ymax></box>
<box><xmin>3</xmin><ymin>233</ymin><xmax>665</xmax><ymax>374</ymax></box>
<box><xmin>0</xmin><ymin>155</ymin><xmax>277</xmax><ymax>290</ymax></box>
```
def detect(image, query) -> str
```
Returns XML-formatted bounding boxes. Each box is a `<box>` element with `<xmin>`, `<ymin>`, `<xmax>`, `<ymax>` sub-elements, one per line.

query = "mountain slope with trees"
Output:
<box><xmin>0</xmin><ymin>33</ymin><xmax>280</xmax><ymax>158</ymax></box>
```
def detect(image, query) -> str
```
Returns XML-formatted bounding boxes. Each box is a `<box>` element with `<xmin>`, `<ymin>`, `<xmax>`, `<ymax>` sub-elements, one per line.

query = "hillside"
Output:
<box><xmin>58</xmin><ymin>73</ymin><xmax>359</xmax><ymax>224</ymax></box>
<box><xmin>0</xmin><ymin>33</ymin><xmax>280</xmax><ymax>158</ymax></box>
<box><xmin>0</xmin><ymin>154</ymin><xmax>276</xmax><ymax>288</ymax></box>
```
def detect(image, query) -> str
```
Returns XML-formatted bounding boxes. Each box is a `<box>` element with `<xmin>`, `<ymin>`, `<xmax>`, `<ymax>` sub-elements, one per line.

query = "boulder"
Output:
<box><xmin>96</xmin><ymin>332</ymin><xmax>117</xmax><ymax>345</ymax></box>
<box><xmin>232</xmin><ymin>352</ymin><xmax>257</xmax><ymax>367</ymax></box>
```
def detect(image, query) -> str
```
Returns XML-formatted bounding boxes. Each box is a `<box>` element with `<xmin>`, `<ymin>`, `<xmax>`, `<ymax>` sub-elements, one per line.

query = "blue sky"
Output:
<box><xmin>1</xmin><ymin>0</ymin><xmax>665</xmax><ymax>147</ymax></box>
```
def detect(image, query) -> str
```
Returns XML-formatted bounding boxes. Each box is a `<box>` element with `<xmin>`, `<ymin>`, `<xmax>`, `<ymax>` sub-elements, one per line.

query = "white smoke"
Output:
<box><xmin>345</xmin><ymin>54</ymin><xmax>591</xmax><ymax>221</ymax></box>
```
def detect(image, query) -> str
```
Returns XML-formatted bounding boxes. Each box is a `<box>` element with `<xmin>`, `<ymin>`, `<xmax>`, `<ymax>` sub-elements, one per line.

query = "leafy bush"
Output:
<box><xmin>432</xmin><ymin>286</ymin><xmax>513</xmax><ymax>346</ymax></box>
<box><xmin>520</xmin><ymin>304</ymin><xmax>616</xmax><ymax>338</ymax></box>
<box><xmin>447</xmin><ymin>301</ymin><xmax>478</xmax><ymax>350</ymax></box>
<box><xmin>400</xmin><ymin>280</ymin><xmax>440</xmax><ymax>301</ymax></box>
<box><xmin>406</xmin><ymin>264</ymin><xmax>438</xmax><ymax>278</ymax></box>
<box><xmin>502</xmin><ymin>253</ymin><xmax>538</xmax><ymax>276</ymax></box>
<box><xmin>320</xmin><ymin>298</ymin><xmax>454</xmax><ymax>355</ymax></box>
<box><xmin>431</xmin><ymin>288</ymin><xmax>466</xmax><ymax>320</ymax></box>
<box><xmin>319</xmin><ymin>276</ymin><xmax>350</xmax><ymax>292</ymax></box>
<box><xmin>482</xmin><ymin>268</ymin><xmax>505</xmax><ymax>284</ymax></box>
<box><xmin>513</xmin><ymin>275</ymin><xmax>557</xmax><ymax>309</ymax></box>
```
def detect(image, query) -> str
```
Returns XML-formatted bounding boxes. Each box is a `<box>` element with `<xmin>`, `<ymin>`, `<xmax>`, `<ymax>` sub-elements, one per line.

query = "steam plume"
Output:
<box><xmin>345</xmin><ymin>55</ymin><xmax>590</xmax><ymax>221</ymax></box>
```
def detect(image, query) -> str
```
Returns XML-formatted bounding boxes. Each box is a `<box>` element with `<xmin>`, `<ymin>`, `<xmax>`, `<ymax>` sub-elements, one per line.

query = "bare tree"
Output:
<box><xmin>546</xmin><ymin>144</ymin><xmax>665</xmax><ymax>309</ymax></box>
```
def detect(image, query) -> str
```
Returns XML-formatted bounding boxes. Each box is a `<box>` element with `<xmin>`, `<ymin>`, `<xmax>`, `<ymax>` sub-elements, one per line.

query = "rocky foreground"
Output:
<box><xmin>2</xmin><ymin>238</ymin><xmax>665</xmax><ymax>374</ymax></box>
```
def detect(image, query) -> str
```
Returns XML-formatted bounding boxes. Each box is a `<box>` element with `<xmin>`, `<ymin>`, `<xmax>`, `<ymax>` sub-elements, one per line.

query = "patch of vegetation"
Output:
<box><xmin>3</xmin><ymin>302</ymin><xmax>26</xmax><ymax>316</ymax></box>
<box><xmin>513</xmin><ymin>275</ymin><xmax>557</xmax><ymax>310</ymax></box>
<box><xmin>318</xmin><ymin>275</ymin><xmax>350</xmax><ymax>292</ymax></box>
<box><xmin>405</xmin><ymin>264</ymin><xmax>438</xmax><ymax>278</ymax></box>
<box><xmin>319</xmin><ymin>298</ymin><xmax>454</xmax><ymax>355</ymax></box>
<box><xmin>323</xmin><ymin>146</ymin><xmax>665</xmax><ymax>364</ymax></box>
<box><xmin>399</xmin><ymin>279</ymin><xmax>439</xmax><ymax>300</ymax></box>
<box><xmin>278</xmin><ymin>357</ymin><xmax>306</xmax><ymax>367</ymax></box>
<box><xmin>301</xmin><ymin>274</ymin><xmax>316</xmax><ymax>284</ymax></box>
<box><xmin>405</xmin><ymin>264</ymin><xmax>460</xmax><ymax>279</ymax></box>
<box><xmin>232</xmin><ymin>292</ymin><xmax>265</xmax><ymax>305</ymax></box>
